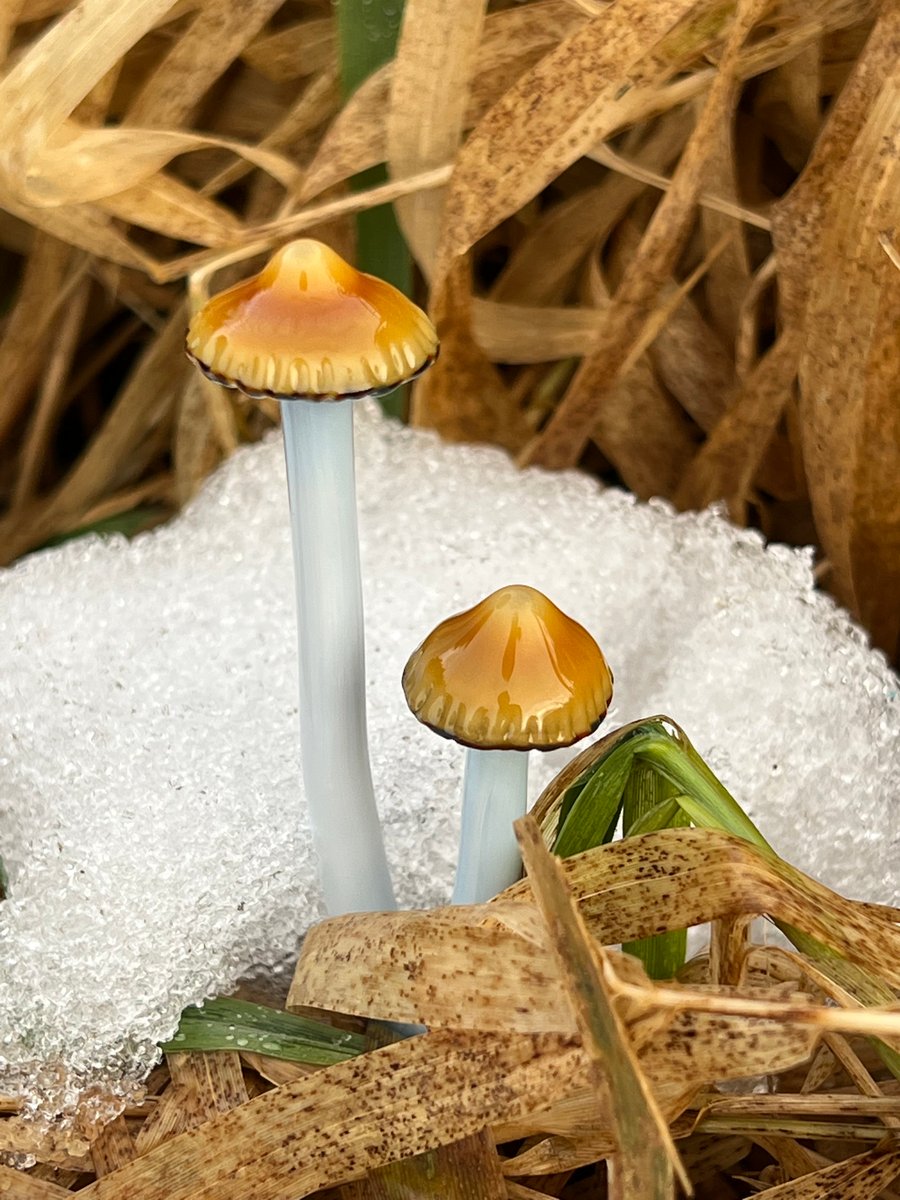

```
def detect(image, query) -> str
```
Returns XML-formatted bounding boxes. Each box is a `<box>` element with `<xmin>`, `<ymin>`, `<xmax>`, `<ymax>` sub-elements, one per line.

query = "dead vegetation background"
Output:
<box><xmin>0</xmin><ymin>0</ymin><xmax>897</xmax><ymax>671</ymax></box>
<box><xmin>4</xmin><ymin>816</ymin><xmax>900</xmax><ymax>1199</ymax></box>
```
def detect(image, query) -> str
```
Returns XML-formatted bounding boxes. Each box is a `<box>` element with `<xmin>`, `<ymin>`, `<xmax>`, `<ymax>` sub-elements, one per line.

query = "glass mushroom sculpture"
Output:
<box><xmin>403</xmin><ymin>585</ymin><xmax>614</xmax><ymax>904</ymax></box>
<box><xmin>186</xmin><ymin>239</ymin><xmax>438</xmax><ymax>914</ymax></box>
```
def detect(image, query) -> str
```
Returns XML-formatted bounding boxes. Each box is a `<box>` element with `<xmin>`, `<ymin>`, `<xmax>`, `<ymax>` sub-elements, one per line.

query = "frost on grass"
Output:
<box><xmin>0</xmin><ymin>402</ymin><xmax>897</xmax><ymax>1119</ymax></box>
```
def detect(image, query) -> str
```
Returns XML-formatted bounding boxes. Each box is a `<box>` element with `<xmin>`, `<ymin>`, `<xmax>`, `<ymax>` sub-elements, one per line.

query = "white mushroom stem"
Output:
<box><xmin>281</xmin><ymin>398</ymin><xmax>395</xmax><ymax>914</ymax></box>
<box><xmin>452</xmin><ymin>748</ymin><xmax>530</xmax><ymax>905</ymax></box>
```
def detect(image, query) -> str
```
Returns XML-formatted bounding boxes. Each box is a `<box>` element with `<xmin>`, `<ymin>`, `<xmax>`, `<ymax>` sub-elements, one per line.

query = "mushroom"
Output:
<box><xmin>402</xmin><ymin>585</ymin><xmax>613</xmax><ymax>904</ymax></box>
<box><xmin>186</xmin><ymin>239</ymin><xmax>438</xmax><ymax>914</ymax></box>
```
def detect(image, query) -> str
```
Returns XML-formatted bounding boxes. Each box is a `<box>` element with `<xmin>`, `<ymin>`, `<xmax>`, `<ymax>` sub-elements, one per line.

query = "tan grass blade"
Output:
<box><xmin>89</xmin><ymin>1116</ymin><xmax>135</xmax><ymax>1177</ymax></box>
<box><xmin>411</xmin><ymin>255</ymin><xmax>523</xmax><ymax>449</ymax></box>
<box><xmin>490</xmin><ymin>105</ymin><xmax>694</xmax><ymax>306</ymax></box>
<box><xmin>0</xmin><ymin>1165</ymin><xmax>84</xmax><ymax>1196</ymax></box>
<box><xmin>300</xmin><ymin>1</ymin><xmax>585</xmax><ymax>203</ymax></box>
<box><xmin>649</xmin><ymin>294</ymin><xmax>735</xmax><ymax>433</ymax></box>
<box><xmin>522</xmin><ymin>0</ymin><xmax>768</xmax><ymax>470</ymax></box>
<box><xmin>11</xmin><ymin>273</ymin><xmax>90</xmax><ymax>507</ymax></box>
<box><xmin>0</xmin><ymin>0</ymin><xmax>298</xmax><ymax>209</ymax></box>
<box><xmin>239</xmin><ymin>18</ymin><xmax>335</xmax><ymax>85</ymax></box>
<box><xmin>750</xmin><ymin>1144</ymin><xmax>900</xmax><ymax>1198</ymax></box>
<box><xmin>434</xmin><ymin>0</ymin><xmax>701</xmax><ymax>276</ymax></box>
<box><xmin>97</xmin><ymin>175</ymin><xmax>242</xmax><ymax>247</ymax></box>
<box><xmin>786</xmin><ymin>10</ymin><xmax>900</xmax><ymax>657</ymax></box>
<box><xmin>341</xmin><ymin>1128</ymin><xmax>508</xmax><ymax>1200</ymax></box>
<box><xmin>291</xmin><ymin>904</ymin><xmax>570</xmax><ymax>1035</ymax></box>
<box><xmin>675</xmin><ymin>330</ymin><xmax>802</xmax><ymax>519</ymax></box>
<box><xmin>203</xmin><ymin>69</ymin><xmax>340</xmax><ymax>198</ymax></box>
<box><xmin>124</xmin><ymin>0</ymin><xmax>284</xmax><ymax>127</ymax></box>
<box><xmin>387</xmin><ymin>0</ymin><xmax>486</xmax><ymax>276</ymax></box>
<box><xmin>0</xmin><ymin>306</ymin><xmax>188</xmax><ymax>564</ymax></box>
<box><xmin>0</xmin><ymin>233</ymin><xmax>76</xmax><ymax>445</ymax></box>
<box><xmin>579</xmin><ymin>252</ymin><xmax>698</xmax><ymax>500</ymax></box>
<box><xmin>503</xmin><ymin>828</ymin><xmax>900</xmax><ymax>992</ymax></box>
<box><xmin>0</xmin><ymin>189</ymin><xmax>158</xmax><ymax>272</ymax></box>
<box><xmin>515</xmin><ymin>815</ymin><xmax>689</xmax><ymax>1196</ymax></box>
<box><xmin>696</xmin><ymin>89</ymin><xmax>752</xmax><ymax>344</ymax></box>
<box><xmin>76</xmin><ymin>1032</ymin><xmax>588</xmax><ymax>1200</ymax></box>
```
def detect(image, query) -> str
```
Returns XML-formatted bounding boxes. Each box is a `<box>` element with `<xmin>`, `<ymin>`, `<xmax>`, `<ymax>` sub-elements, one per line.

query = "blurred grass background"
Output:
<box><xmin>0</xmin><ymin>0</ymin><xmax>896</xmax><ymax>662</ymax></box>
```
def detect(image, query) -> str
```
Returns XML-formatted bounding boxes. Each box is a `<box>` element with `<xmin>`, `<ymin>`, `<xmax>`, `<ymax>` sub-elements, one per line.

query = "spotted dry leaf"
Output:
<box><xmin>71</xmin><ymin>1032</ymin><xmax>588</xmax><ymax>1200</ymax></box>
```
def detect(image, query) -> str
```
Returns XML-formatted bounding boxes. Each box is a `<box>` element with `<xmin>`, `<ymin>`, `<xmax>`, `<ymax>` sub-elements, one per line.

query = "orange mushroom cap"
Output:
<box><xmin>186</xmin><ymin>239</ymin><xmax>438</xmax><ymax>401</ymax></box>
<box><xmin>402</xmin><ymin>585</ymin><xmax>614</xmax><ymax>751</ymax></box>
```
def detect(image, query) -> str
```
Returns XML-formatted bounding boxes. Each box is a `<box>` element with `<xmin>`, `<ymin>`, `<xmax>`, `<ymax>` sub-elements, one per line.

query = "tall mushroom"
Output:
<box><xmin>402</xmin><ymin>585</ymin><xmax>614</xmax><ymax>904</ymax></box>
<box><xmin>186</xmin><ymin>239</ymin><xmax>438</xmax><ymax>914</ymax></box>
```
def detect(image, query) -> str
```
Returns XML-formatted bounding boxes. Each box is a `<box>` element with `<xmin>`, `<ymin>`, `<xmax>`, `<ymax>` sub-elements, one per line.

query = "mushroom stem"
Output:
<box><xmin>281</xmin><ymin>398</ymin><xmax>395</xmax><ymax>914</ymax></box>
<box><xmin>452</xmin><ymin>749</ymin><xmax>530</xmax><ymax>904</ymax></box>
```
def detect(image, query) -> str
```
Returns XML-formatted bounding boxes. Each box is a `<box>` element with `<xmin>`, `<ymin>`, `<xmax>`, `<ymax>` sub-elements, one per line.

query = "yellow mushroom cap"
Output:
<box><xmin>402</xmin><ymin>585</ymin><xmax>614</xmax><ymax>751</ymax></box>
<box><xmin>186</xmin><ymin>239</ymin><xmax>438</xmax><ymax>400</ymax></box>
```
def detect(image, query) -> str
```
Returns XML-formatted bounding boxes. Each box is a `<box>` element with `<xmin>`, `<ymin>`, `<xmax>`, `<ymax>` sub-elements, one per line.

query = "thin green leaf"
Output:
<box><xmin>552</xmin><ymin>743</ymin><xmax>632</xmax><ymax>857</ymax></box>
<box><xmin>162</xmin><ymin>997</ymin><xmax>366</xmax><ymax>1065</ymax></box>
<box><xmin>336</xmin><ymin>0</ymin><xmax>412</xmax><ymax>420</ymax></box>
<box><xmin>622</xmin><ymin>762</ymin><xmax>689</xmax><ymax>980</ymax></box>
<box><xmin>626</xmin><ymin>796</ymin><xmax>686</xmax><ymax>835</ymax></box>
<box><xmin>634</xmin><ymin>732</ymin><xmax>773</xmax><ymax>853</ymax></box>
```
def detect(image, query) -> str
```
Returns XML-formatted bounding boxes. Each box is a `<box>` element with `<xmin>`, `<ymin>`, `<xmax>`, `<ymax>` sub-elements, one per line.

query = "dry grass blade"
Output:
<box><xmin>675</xmin><ymin>331</ymin><xmax>802</xmax><ymax>519</ymax></box>
<box><xmin>433</xmin><ymin>0</ymin><xmax>700</xmax><ymax>275</ymax></box>
<box><xmin>522</xmin><ymin>0</ymin><xmax>768</xmax><ymax>469</ymax></box>
<box><xmin>387</xmin><ymin>0</ymin><xmax>486</xmax><ymax>276</ymax></box>
<box><xmin>124</xmin><ymin>0</ymin><xmax>285</xmax><ymax>128</ymax></box>
<box><xmin>514</xmin><ymin>815</ymin><xmax>689</xmax><ymax>1197</ymax></box>
<box><xmin>0</xmin><ymin>1168</ymin><xmax>75</xmax><ymax>1199</ymax></box>
<box><xmin>291</xmin><ymin>904</ymin><xmax>570</xmax><ymax>1034</ymax></box>
<box><xmin>411</xmin><ymin>255</ymin><xmax>523</xmax><ymax>448</ymax></box>
<box><xmin>240</xmin><ymin>18</ymin><xmax>335</xmax><ymax>84</ymax></box>
<box><xmin>89</xmin><ymin>1117</ymin><xmax>135</xmax><ymax>1177</ymax></box>
<box><xmin>300</xmin><ymin>2</ymin><xmax>585</xmax><ymax>203</ymax></box>
<box><xmin>752</xmin><ymin>1144</ymin><xmax>900</xmax><ymax>1198</ymax></box>
<box><xmin>75</xmin><ymin>1031</ymin><xmax>586</xmax><ymax>1200</ymax></box>
<box><xmin>0</xmin><ymin>233</ymin><xmax>76</xmax><ymax>446</ymax></box>
<box><xmin>786</xmin><ymin>9</ymin><xmax>900</xmax><ymax>659</ymax></box>
<box><xmin>0</xmin><ymin>0</ymin><xmax>298</xmax><ymax>209</ymax></box>
<box><xmin>507</xmin><ymin>827</ymin><xmax>900</xmax><ymax>993</ymax></box>
<box><xmin>0</xmin><ymin>305</ymin><xmax>188</xmax><ymax>564</ymax></box>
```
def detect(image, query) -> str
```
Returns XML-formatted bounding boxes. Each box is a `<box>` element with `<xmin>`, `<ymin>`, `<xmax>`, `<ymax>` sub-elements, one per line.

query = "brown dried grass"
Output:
<box><xmin>3</xmin><ymin>818</ymin><xmax>900</xmax><ymax>1199</ymax></box>
<box><xmin>0</xmin><ymin>0</ymin><xmax>897</xmax><ymax>660</ymax></box>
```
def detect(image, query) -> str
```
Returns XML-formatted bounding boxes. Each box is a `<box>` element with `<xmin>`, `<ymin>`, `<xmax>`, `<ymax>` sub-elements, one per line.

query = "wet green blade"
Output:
<box><xmin>551</xmin><ymin>721</ymin><xmax>675</xmax><ymax>856</ymax></box>
<box><xmin>552</xmin><ymin>744</ymin><xmax>632</xmax><ymax>858</ymax></box>
<box><xmin>634</xmin><ymin>733</ymin><xmax>773</xmax><ymax>853</ymax></box>
<box><xmin>622</xmin><ymin>762</ymin><xmax>689</xmax><ymax>980</ymax></box>
<box><xmin>161</xmin><ymin>997</ymin><xmax>366</xmax><ymax>1065</ymax></box>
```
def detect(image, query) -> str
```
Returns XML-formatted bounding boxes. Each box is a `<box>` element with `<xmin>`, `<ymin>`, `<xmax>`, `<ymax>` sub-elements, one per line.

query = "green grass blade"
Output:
<box><xmin>634</xmin><ymin>733</ymin><xmax>773</xmax><ymax>853</ymax></box>
<box><xmin>161</xmin><ymin>997</ymin><xmax>366</xmax><ymax>1065</ymax></box>
<box><xmin>622</xmin><ymin>762</ymin><xmax>689</xmax><ymax>979</ymax></box>
<box><xmin>336</xmin><ymin>0</ymin><xmax>412</xmax><ymax>421</ymax></box>
<box><xmin>552</xmin><ymin>721</ymin><xmax>672</xmax><ymax>856</ymax></box>
<box><xmin>552</xmin><ymin>746</ymin><xmax>632</xmax><ymax>858</ymax></box>
<box><xmin>553</xmin><ymin>718</ymin><xmax>900</xmax><ymax>1078</ymax></box>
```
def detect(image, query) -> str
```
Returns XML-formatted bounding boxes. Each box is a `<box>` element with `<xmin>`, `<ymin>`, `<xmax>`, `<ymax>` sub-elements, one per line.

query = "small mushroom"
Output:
<box><xmin>402</xmin><ymin>585</ymin><xmax>613</xmax><ymax>903</ymax></box>
<box><xmin>187</xmin><ymin>239</ymin><xmax>438</xmax><ymax>915</ymax></box>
